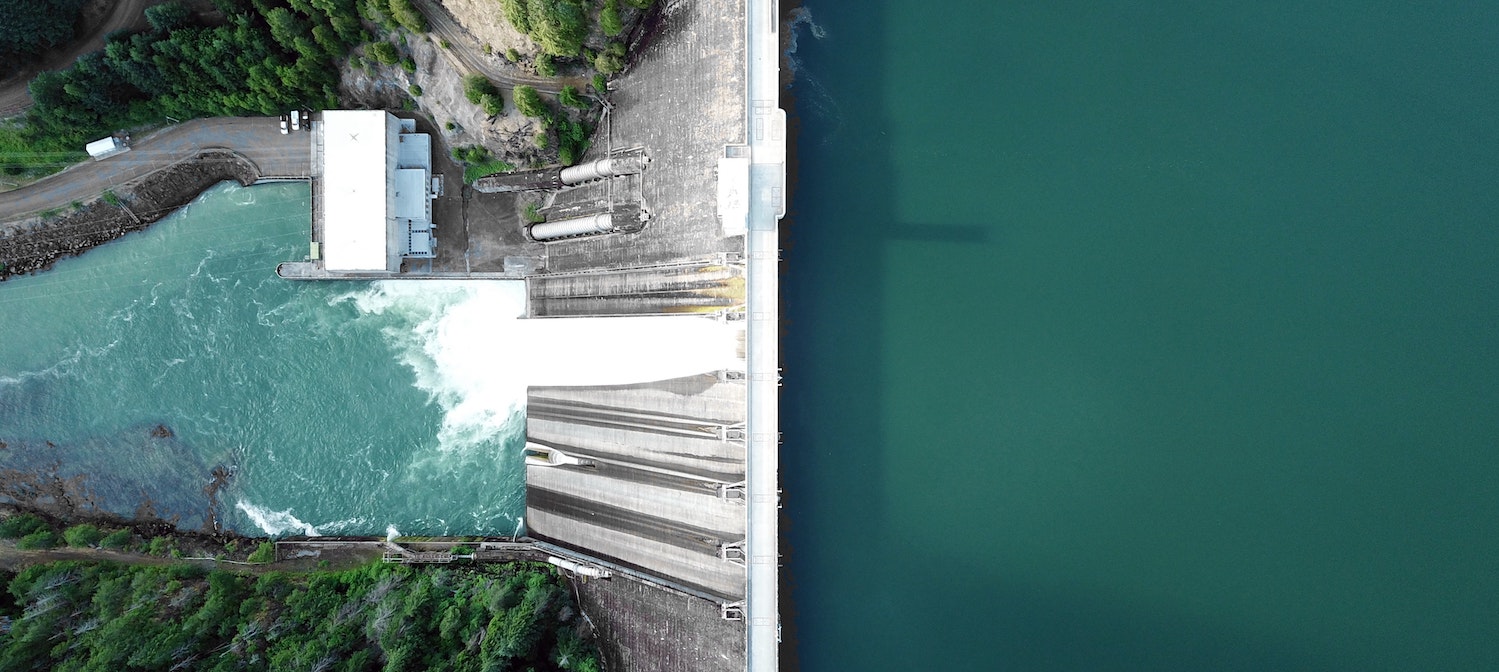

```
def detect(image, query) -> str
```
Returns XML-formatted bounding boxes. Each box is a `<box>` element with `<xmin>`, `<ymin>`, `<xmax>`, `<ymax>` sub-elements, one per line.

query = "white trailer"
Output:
<box><xmin>84</xmin><ymin>136</ymin><xmax>128</xmax><ymax>161</ymax></box>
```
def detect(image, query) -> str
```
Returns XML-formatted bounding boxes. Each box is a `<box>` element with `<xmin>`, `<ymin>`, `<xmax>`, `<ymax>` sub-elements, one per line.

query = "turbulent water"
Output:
<box><xmin>0</xmin><ymin>182</ymin><xmax>525</xmax><ymax>534</ymax></box>
<box><xmin>783</xmin><ymin>2</ymin><xmax>1499</xmax><ymax>671</ymax></box>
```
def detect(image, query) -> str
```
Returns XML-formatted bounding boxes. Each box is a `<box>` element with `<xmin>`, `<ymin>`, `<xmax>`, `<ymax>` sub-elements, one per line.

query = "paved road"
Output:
<box><xmin>0</xmin><ymin>0</ymin><xmax>155</xmax><ymax>115</ymax></box>
<box><xmin>743</xmin><ymin>0</ymin><xmax>786</xmax><ymax>668</ymax></box>
<box><xmin>409</xmin><ymin>0</ymin><xmax>586</xmax><ymax>95</ymax></box>
<box><xmin>0</xmin><ymin>117</ymin><xmax>310</xmax><ymax>224</ymax></box>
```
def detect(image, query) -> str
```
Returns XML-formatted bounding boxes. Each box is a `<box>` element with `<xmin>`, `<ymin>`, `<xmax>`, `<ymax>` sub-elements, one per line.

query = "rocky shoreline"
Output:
<box><xmin>0</xmin><ymin>149</ymin><xmax>261</xmax><ymax>281</ymax></box>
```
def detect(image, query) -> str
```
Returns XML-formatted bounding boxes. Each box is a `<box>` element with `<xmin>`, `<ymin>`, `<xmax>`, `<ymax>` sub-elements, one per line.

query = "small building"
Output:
<box><xmin>85</xmin><ymin>136</ymin><xmax>128</xmax><ymax>161</ymax></box>
<box><xmin>316</xmin><ymin>111</ymin><xmax>435</xmax><ymax>274</ymax></box>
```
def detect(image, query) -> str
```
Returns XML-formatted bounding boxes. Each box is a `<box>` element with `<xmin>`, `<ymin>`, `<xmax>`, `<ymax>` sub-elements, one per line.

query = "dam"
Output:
<box><xmin>526</xmin><ymin>0</ymin><xmax>786</xmax><ymax>658</ymax></box>
<box><xmin>280</xmin><ymin>0</ymin><xmax>785</xmax><ymax>670</ymax></box>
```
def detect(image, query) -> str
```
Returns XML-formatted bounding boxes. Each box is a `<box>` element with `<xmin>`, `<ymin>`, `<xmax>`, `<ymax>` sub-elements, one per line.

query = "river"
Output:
<box><xmin>0</xmin><ymin>182</ymin><xmax>528</xmax><ymax>536</ymax></box>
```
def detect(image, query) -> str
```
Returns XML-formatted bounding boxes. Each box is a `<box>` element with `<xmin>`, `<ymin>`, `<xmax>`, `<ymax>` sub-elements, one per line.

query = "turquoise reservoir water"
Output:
<box><xmin>0</xmin><ymin>182</ymin><xmax>528</xmax><ymax>536</ymax></box>
<box><xmin>782</xmin><ymin>2</ymin><xmax>1498</xmax><ymax>670</ymax></box>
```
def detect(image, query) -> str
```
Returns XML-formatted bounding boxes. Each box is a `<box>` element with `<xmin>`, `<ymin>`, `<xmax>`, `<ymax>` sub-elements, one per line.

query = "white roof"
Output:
<box><xmin>394</xmin><ymin>169</ymin><xmax>429</xmax><ymax>221</ymax></box>
<box><xmin>85</xmin><ymin>137</ymin><xmax>120</xmax><ymax>157</ymax></box>
<box><xmin>409</xmin><ymin>229</ymin><xmax>433</xmax><ymax>256</ymax></box>
<box><xmin>321</xmin><ymin>111</ymin><xmax>393</xmax><ymax>271</ymax></box>
<box><xmin>397</xmin><ymin>133</ymin><xmax>430</xmax><ymax>169</ymax></box>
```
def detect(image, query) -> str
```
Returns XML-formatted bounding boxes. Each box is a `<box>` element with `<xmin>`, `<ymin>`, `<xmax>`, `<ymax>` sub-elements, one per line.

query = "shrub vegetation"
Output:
<box><xmin>601</xmin><ymin>0</ymin><xmax>623</xmax><ymax>37</ymax></box>
<box><xmin>146</xmin><ymin>536</ymin><xmax>173</xmax><ymax>557</ymax></box>
<box><xmin>368</xmin><ymin>40</ymin><xmax>400</xmax><ymax>65</ymax></box>
<box><xmin>247</xmin><ymin>541</ymin><xmax>276</xmax><ymax>563</ymax></box>
<box><xmin>0</xmin><ymin>514</ymin><xmax>48</xmax><ymax>539</ymax></box>
<box><xmin>15</xmin><ymin>531</ymin><xmax>57</xmax><ymax>550</ymax></box>
<box><xmin>463</xmin><ymin>74</ymin><xmax>498</xmax><ymax>104</ymax></box>
<box><xmin>481</xmin><ymin>93</ymin><xmax>505</xmax><ymax>116</ymax></box>
<box><xmin>502</xmin><ymin>0</ymin><xmax>590</xmax><ymax>57</ymax></box>
<box><xmin>513</xmin><ymin>85</ymin><xmax>547</xmax><ymax>118</ymax></box>
<box><xmin>511</xmin><ymin>85</ymin><xmax>590</xmax><ymax>165</ymax></box>
<box><xmin>62</xmin><ymin>524</ymin><xmax>104</xmax><ymax>548</ymax></box>
<box><xmin>451</xmin><ymin>145</ymin><xmax>515</xmax><ymax>183</ymax></box>
<box><xmin>385</xmin><ymin>0</ymin><xmax>429</xmax><ymax>32</ymax></box>
<box><xmin>98</xmin><ymin>529</ymin><xmax>132</xmax><ymax>549</ymax></box>
<box><xmin>559</xmin><ymin>85</ymin><xmax>589</xmax><ymax>109</ymax></box>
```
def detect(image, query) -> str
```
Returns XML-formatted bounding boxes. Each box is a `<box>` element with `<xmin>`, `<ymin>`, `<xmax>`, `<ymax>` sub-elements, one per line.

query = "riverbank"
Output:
<box><xmin>0</xmin><ymin>551</ymin><xmax>606</xmax><ymax>670</ymax></box>
<box><xmin>0</xmin><ymin>504</ymin><xmax>733</xmax><ymax>671</ymax></box>
<box><xmin>0</xmin><ymin>149</ymin><xmax>260</xmax><ymax>281</ymax></box>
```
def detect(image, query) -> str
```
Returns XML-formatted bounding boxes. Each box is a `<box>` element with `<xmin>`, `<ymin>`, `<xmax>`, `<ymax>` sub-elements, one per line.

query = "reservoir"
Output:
<box><xmin>781</xmin><ymin>1</ymin><xmax>1498</xmax><ymax>671</ymax></box>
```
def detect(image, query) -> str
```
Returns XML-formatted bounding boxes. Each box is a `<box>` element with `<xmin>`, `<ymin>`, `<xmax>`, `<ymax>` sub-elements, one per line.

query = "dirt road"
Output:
<box><xmin>410</xmin><ymin>0</ymin><xmax>587</xmax><ymax>95</ymax></box>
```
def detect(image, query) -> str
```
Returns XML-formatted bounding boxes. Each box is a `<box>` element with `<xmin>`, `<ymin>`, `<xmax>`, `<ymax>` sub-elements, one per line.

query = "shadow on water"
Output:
<box><xmin>874</xmin><ymin>553</ymin><xmax>1349</xmax><ymax>672</ymax></box>
<box><xmin>777</xmin><ymin>2</ymin><xmax>1357</xmax><ymax>670</ymax></box>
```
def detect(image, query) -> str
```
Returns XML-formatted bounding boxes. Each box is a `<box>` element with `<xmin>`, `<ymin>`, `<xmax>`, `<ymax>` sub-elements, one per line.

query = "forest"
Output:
<box><xmin>0</xmin><ymin>0</ymin><xmax>90</xmax><ymax>71</ymax></box>
<box><xmin>0</xmin><ymin>559</ymin><xmax>604</xmax><ymax>672</ymax></box>
<box><xmin>3</xmin><ymin>0</ymin><xmax>369</xmax><ymax>177</ymax></box>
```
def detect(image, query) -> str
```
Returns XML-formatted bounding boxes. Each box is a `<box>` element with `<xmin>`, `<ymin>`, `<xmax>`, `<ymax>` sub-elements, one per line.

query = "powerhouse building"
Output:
<box><xmin>315</xmin><ymin>110</ymin><xmax>435</xmax><ymax>273</ymax></box>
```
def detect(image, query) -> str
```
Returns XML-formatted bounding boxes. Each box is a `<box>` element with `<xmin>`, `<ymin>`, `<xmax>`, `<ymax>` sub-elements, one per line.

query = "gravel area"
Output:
<box><xmin>437</xmin><ymin>0</ymin><xmax>538</xmax><ymax>57</ymax></box>
<box><xmin>341</xmin><ymin>35</ymin><xmax>551</xmax><ymax>169</ymax></box>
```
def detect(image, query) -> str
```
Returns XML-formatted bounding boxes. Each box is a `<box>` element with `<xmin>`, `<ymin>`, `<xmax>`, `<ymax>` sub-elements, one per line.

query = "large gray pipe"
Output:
<box><xmin>560</xmin><ymin>157</ymin><xmax>641</xmax><ymax>184</ymax></box>
<box><xmin>529</xmin><ymin>213</ymin><xmax>613</xmax><ymax>241</ymax></box>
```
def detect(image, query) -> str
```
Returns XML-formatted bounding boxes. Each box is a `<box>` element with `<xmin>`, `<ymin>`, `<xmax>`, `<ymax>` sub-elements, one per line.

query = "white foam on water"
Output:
<box><xmin>343</xmin><ymin>280</ymin><xmax>741</xmax><ymax>455</ymax></box>
<box><xmin>313</xmin><ymin>517</ymin><xmax>370</xmax><ymax>535</ymax></box>
<box><xmin>237</xmin><ymin>499</ymin><xmax>321</xmax><ymax>537</ymax></box>
<box><xmin>0</xmin><ymin>339</ymin><xmax>120</xmax><ymax>390</ymax></box>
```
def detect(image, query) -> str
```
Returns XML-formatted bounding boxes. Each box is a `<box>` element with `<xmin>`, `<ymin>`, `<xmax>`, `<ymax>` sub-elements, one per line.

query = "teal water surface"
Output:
<box><xmin>782</xmin><ymin>2</ymin><xmax>1498</xmax><ymax>670</ymax></box>
<box><xmin>0</xmin><ymin>182</ymin><xmax>527</xmax><ymax>536</ymax></box>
